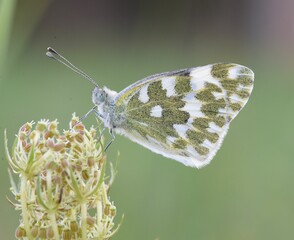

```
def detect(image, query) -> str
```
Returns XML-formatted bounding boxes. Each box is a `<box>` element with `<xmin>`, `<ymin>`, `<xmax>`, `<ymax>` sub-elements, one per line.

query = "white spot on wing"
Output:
<box><xmin>146</xmin><ymin>135</ymin><xmax>158</xmax><ymax>144</ymax></box>
<box><xmin>138</xmin><ymin>84</ymin><xmax>149</xmax><ymax>103</ymax></box>
<box><xmin>208</xmin><ymin>122</ymin><xmax>223</xmax><ymax>133</ymax></box>
<box><xmin>166</xmin><ymin>136</ymin><xmax>176</xmax><ymax>145</ymax></box>
<box><xmin>190</xmin><ymin>65</ymin><xmax>221</xmax><ymax>91</ymax></box>
<box><xmin>150</xmin><ymin>105</ymin><xmax>163</xmax><ymax>118</ymax></box>
<box><xmin>187</xmin><ymin>117</ymin><xmax>194</xmax><ymax>124</ymax></box>
<box><xmin>161</xmin><ymin>76</ymin><xmax>176</xmax><ymax>96</ymax></box>
<box><xmin>202</xmin><ymin>139</ymin><xmax>214</xmax><ymax>148</ymax></box>
<box><xmin>180</xmin><ymin>102</ymin><xmax>205</xmax><ymax>118</ymax></box>
<box><xmin>230</xmin><ymin>93</ymin><xmax>246</xmax><ymax>104</ymax></box>
<box><xmin>190</xmin><ymin>77</ymin><xmax>205</xmax><ymax>91</ymax></box>
<box><xmin>182</xmin><ymin>92</ymin><xmax>195</xmax><ymax>101</ymax></box>
<box><xmin>228</xmin><ymin>65</ymin><xmax>254</xmax><ymax>80</ymax></box>
<box><xmin>186</xmin><ymin>145</ymin><xmax>206</xmax><ymax>162</ymax></box>
<box><xmin>228</xmin><ymin>66</ymin><xmax>241</xmax><ymax>79</ymax></box>
<box><xmin>173</xmin><ymin>124</ymin><xmax>189</xmax><ymax>138</ymax></box>
<box><xmin>236</xmin><ymin>84</ymin><xmax>244</xmax><ymax>91</ymax></box>
<box><xmin>219</xmin><ymin>107</ymin><xmax>234</xmax><ymax>116</ymax></box>
<box><xmin>213</xmin><ymin>92</ymin><xmax>225</xmax><ymax>100</ymax></box>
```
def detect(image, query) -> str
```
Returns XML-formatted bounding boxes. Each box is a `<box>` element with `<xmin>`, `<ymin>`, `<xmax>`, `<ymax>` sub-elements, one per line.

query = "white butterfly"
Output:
<box><xmin>47</xmin><ymin>48</ymin><xmax>254</xmax><ymax>168</ymax></box>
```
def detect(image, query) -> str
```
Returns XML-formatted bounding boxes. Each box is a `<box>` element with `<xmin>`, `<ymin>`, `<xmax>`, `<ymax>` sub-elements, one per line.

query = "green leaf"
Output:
<box><xmin>4</xmin><ymin>130</ymin><xmax>21</xmax><ymax>172</ymax></box>
<box><xmin>105</xmin><ymin>214</ymin><xmax>125</xmax><ymax>239</ymax></box>
<box><xmin>36</xmin><ymin>177</ymin><xmax>50</xmax><ymax>211</ymax></box>
<box><xmin>25</xmin><ymin>143</ymin><xmax>35</xmax><ymax>175</ymax></box>
<box><xmin>8</xmin><ymin>169</ymin><xmax>18</xmax><ymax>194</ymax></box>
<box><xmin>68</xmin><ymin>168</ymin><xmax>83</xmax><ymax>201</ymax></box>
<box><xmin>85</xmin><ymin>157</ymin><xmax>106</xmax><ymax>198</ymax></box>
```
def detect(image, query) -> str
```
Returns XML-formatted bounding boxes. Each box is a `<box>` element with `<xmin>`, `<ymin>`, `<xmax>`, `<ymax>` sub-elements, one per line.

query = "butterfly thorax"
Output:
<box><xmin>92</xmin><ymin>87</ymin><xmax>125</xmax><ymax>130</ymax></box>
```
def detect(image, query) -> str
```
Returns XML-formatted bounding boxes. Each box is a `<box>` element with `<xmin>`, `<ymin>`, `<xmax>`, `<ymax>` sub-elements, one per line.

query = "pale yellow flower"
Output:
<box><xmin>5</xmin><ymin>115</ymin><xmax>123</xmax><ymax>240</ymax></box>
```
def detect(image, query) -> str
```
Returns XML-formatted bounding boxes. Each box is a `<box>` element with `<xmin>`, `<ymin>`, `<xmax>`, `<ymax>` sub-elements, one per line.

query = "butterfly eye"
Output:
<box><xmin>92</xmin><ymin>87</ymin><xmax>106</xmax><ymax>105</ymax></box>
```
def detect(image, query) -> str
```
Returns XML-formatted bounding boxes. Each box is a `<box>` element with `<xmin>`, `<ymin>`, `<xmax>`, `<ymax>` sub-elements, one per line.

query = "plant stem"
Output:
<box><xmin>49</xmin><ymin>211</ymin><xmax>60</xmax><ymax>240</ymax></box>
<box><xmin>81</xmin><ymin>201</ymin><xmax>87</xmax><ymax>240</ymax></box>
<box><xmin>20</xmin><ymin>174</ymin><xmax>32</xmax><ymax>239</ymax></box>
<box><xmin>101</xmin><ymin>183</ymin><xmax>109</xmax><ymax>204</ymax></box>
<box><xmin>97</xmin><ymin>197</ymin><xmax>103</xmax><ymax>235</ymax></box>
<box><xmin>0</xmin><ymin>0</ymin><xmax>17</xmax><ymax>75</ymax></box>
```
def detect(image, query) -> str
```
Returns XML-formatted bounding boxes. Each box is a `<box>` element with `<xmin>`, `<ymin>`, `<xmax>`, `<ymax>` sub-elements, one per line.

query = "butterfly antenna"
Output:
<box><xmin>46</xmin><ymin>47</ymin><xmax>99</xmax><ymax>87</ymax></box>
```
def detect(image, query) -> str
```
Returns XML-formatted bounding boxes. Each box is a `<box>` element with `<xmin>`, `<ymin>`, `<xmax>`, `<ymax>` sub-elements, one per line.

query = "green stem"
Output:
<box><xmin>96</xmin><ymin>198</ymin><xmax>103</xmax><ymax>235</ymax></box>
<box><xmin>81</xmin><ymin>202</ymin><xmax>87</xmax><ymax>240</ymax></box>
<box><xmin>48</xmin><ymin>211</ymin><xmax>60</xmax><ymax>240</ymax></box>
<box><xmin>101</xmin><ymin>183</ymin><xmax>110</xmax><ymax>205</ymax></box>
<box><xmin>47</xmin><ymin>170</ymin><xmax>60</xmax><ymax>239</ymax></box>
<box><xmin>0</xmin><ymin>0</ymin><xmax>17</xmax><ymax>75</ymax></box>
<box><xmin>20</xmin><ymin>174</ymin><xmax>32</xmax><ymax>239</ymax></box>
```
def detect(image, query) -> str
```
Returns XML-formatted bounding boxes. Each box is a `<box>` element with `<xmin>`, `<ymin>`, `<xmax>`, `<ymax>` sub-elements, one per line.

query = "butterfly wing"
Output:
<box><xmin>113</xmin><ymin>63</ymin><xmax>254</xmax><ymax>168</ymax></box>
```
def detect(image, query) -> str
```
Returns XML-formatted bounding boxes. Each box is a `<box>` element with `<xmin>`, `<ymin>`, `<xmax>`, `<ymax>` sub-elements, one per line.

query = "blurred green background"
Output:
<box><xmin>1</xmin><ymin>0</ymin><xmax>294</xmax><ymax>239</ymax></box>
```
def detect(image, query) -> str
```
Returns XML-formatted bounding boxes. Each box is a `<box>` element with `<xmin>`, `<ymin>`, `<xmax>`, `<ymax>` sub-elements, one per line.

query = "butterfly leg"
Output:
<box><xmin>97</xmin><ymin>127</ymin><xmax>106</xmax><ymax>142</ymax></box>
<box><xmin>79</xmin><ymin>106</ymin><xmax>97</xmax><ymax>122</ymax></box>
<box><xmin>104</xmin><ymin>129</ymin><xmax>115</xmax><ymax>152</ymax></box>
<box><xmin>71</xmin><ymin>106</ymin><xmax>97</xmax><ymax>129</ymax></box>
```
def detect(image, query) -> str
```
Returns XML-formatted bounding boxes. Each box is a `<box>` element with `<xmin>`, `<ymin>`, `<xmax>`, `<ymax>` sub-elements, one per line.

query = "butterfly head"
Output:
<box><xmin>92</xmin><ymin>87</ymin><xmax>107</xmax><ymax>106</ymax></box>
<box><xmin>92</xmin><ymin>87</ymin><xmax>118</xmax><ymax>106</ymax></box>
<box><xmin>92</xmin><ymin>86</ymin><xmax>118</xmax><ymax>128</ymax></box>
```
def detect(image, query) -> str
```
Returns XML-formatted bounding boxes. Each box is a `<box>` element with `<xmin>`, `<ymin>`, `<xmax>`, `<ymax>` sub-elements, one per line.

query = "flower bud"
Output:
<box><xmin>30</xmin><ymin>226</ymin><xmax>39</xmax><ymax>237</ymax></box>
<box><xmin>61</xmin><ymin>159</ymin><xmax>70</xmax><ymax>169</ymax></box>
<box><xmin>70</xmin><ymin>221</ymin><xmax>79</xmax><ymax>232</ymax></box>
<box><xmin>46</xmin><ymin>161</ymin><xmax>58</xmax><ymax>171</ymax></box>
<box><xmin>90</xmin><ymin>128</ymin><xmax>96</xmax><ymax>138</ymax></box>
<box><xmin>54</xmin><ymin>175</ymin><xmax>62</xmax><ymax>185</ymax></box>
<box><xmin>82</xmin><ymin>170</ymin><xmax>89</xmax><ymax>180</ymax></box>
<box><xmin>39</xmin><ymin>227</ymin><xmax>47</xmax><ymax>238</ymax></box>
<box><xmin>73</xmin><ymin>123</ymin><xmax>85</xmax><ymax>131</ymax></box>
<box><xmin>36</xmin><ymin>121</ymin><xmax>47</xmax><ymax>132</ymax></box>
<box><xmin>20</xmin><ymin>122</ymin><xmax>32</xmax><ymax>135</ymax></box>
<box><xmin>23</xmin><ymin>143</ymin><xmax>32</xmax><ymax>153</ymax></box>
<box><xmin>110</xmin><ymin>205</ymin><xmax>117</xmax><ymax>217</ymax></box>
<box><xmin>87</xmin><ymin>216</ymin><xmax>95</xmax><ymax>226</ymax></box>
<box><xmin>44</xmin><ymin>131</ymin><xmax>54</xmax><ymax>140</ymax></box>
<box><xmin>62</xmin><ymin>229</ymin><xmax>72</xmax><ymax>240</ymax></box>
<box><xmin>15</xmin><ymin>226</ymin><xmax>26</xmax><ymax>238</ymax></box>
<box><xmin>87</xmin><ymin>157</ymin><xmax>95</xmax><ymax>167</ymax></box>
<box><xmin>46</xmin><ymin>227</ymin><xmax>54</xmax><ymax>238</ymax></box>
<box><xmin>70</xmin><ymin>118</ymin><xmax>79</xmax><ymax>128</ymax></box>
<box><xmin>48</xmin><ymin>120</ymin><xmax>58</xmax><ymax>132</ymax></box>
<box><xmin>53</xmin><ymin>142</ymin><xmax>65</xmax><ymax>152</ymax></box>
<box><xmin>104</xmin><ymin>202</ymin><xmax>111</xmax><ymax>216</ymax></box>
<box><xmin>75</xmin><ymin>133</ymin><xmax>84</xmax><ymax>143</ymax></box>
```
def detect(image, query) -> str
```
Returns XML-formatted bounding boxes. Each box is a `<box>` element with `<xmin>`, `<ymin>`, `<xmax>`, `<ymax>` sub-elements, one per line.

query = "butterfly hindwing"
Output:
<box><xmin>113</xmin><ymin>63</ymin><xmax>254</xmax><ymax>168</ymax></box>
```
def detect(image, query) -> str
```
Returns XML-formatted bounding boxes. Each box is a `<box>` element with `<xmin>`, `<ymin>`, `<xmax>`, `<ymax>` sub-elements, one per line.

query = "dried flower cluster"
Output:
<box><xmin>4</xmin><ymin>115</ymin><xmax>122</xmax><ymax>240</ymax></box>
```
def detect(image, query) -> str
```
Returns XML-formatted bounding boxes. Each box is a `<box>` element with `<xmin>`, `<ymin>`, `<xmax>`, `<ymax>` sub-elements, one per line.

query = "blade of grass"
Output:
<box><xmin>0</xmin><ymin>0</ymin><xmax>17</xmax><ymax>75</ymax></box>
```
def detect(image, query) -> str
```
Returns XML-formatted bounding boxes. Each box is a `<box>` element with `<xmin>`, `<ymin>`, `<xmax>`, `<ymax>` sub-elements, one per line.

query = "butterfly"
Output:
<box><xmin>47</xmin><ymin>47</ymin><xmax>254</xmax><ymax>168</ymax></box>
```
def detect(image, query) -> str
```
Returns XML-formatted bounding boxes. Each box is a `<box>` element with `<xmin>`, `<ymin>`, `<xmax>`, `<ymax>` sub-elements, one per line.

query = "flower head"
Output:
<box><xmin>5</xmin><ymin>115</ymin><xmax>122</xmax><ymax>240</ymax></box>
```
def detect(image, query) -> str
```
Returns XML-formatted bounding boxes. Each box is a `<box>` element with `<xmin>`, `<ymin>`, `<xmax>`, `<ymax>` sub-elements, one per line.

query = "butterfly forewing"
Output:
<box><xmin>113</xmin><ymin>63</ymin><xmax>254</xmax><ymax>168</ymax></box>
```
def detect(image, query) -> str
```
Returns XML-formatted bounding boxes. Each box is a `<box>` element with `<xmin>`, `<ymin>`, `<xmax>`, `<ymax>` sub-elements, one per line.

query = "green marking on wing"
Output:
<box><xmin>191</xmin><ymin>119</ymin><xmax>219</xmax><ymax>143</ymax></box>
<box><xmin>186</xmin><ymin>129</ymin><xmax>209</xmax><ymax>155</ymax></box>
<box><xmin>147</xmin><ymin>81</ymin><xmax>167</xmax><ymax>101</ymax></box>
<box><xmin>125</xmin><ymin>80</ymin><xmax>189</xmax><ymax>143</ymax></box>
<box><xmin>201</xmin><ymin>99</ymin><xmax>226</xmax><ymax>117</ymax></box>
<box><xmin>172</xmin><ymin>138</ymin><xmax>187</xmax><ymax>150</ymax></box>
<box><xmin>175</xmin><ymin>76</ymin><xmax>192</xmax><ymax>95</ymax></box>
<box><xmin>212</xmin><ymin>63</ymin><xmax>254</xmax><ymax>98</ymax></box>
<box><xmin>210</xmin><ymin>63</ymin><xmax>254</xmax><ymax>119</ymax></box>
<box><xmin>211</xmin><ymin>63</ymin><xmax>234</xmax><ymax>78</ymax></box>
<box><xmin>113</xmin><ymin>63</ymin><xmax>254</xmax><ymax>163</ymax></box>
